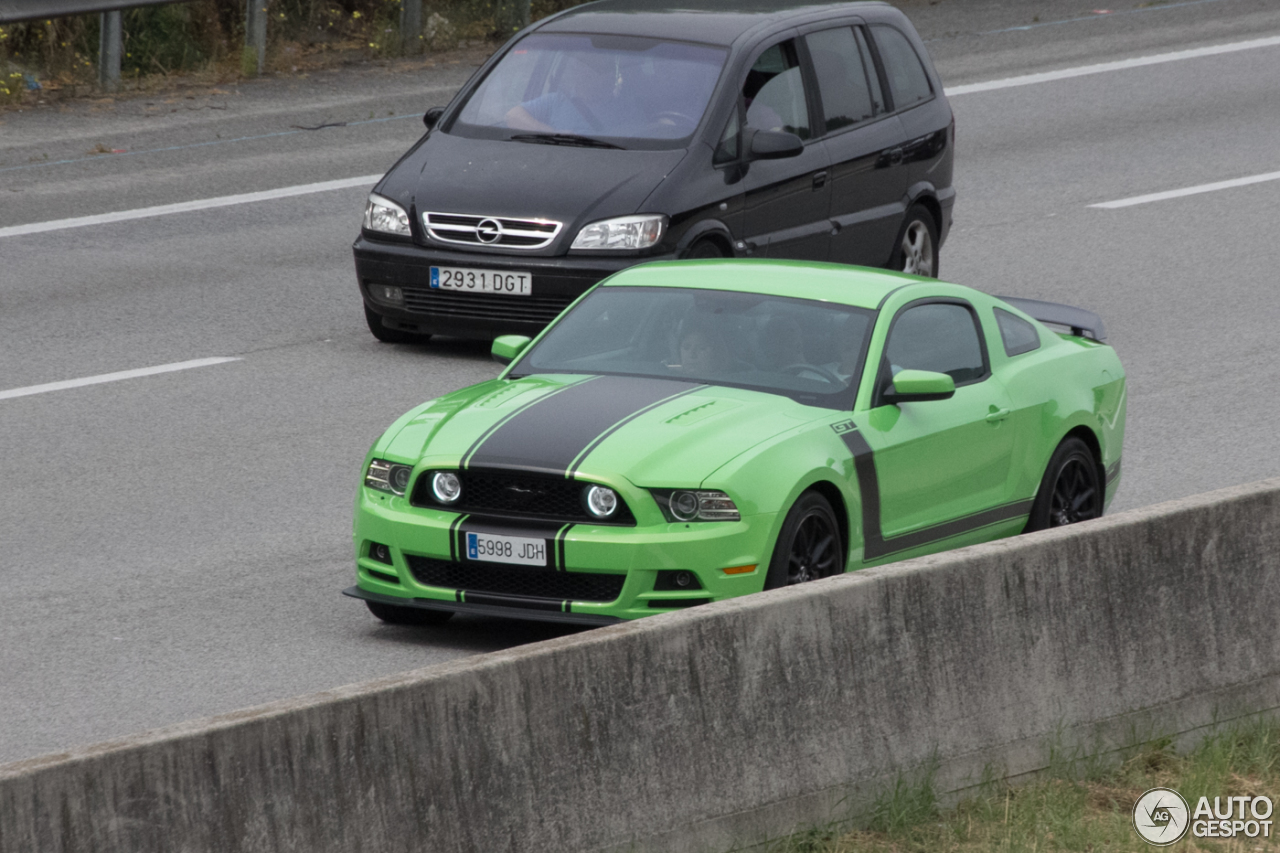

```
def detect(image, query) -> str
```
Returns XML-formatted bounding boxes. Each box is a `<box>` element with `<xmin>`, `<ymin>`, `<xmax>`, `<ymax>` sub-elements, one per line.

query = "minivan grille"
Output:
<box><xmin>406</xmin><ymin>555</ymin><xmax>626</xmax><ymax>603</ymax></box>
<box><xmin>423</xmin><ymin>212</ymin><xmax>562</xmax><ymax>250</ymax></box>
<box><xmin>399</xmin><ymin>285</ymin><xmax>574</xmax><ymax>323</ymax></box>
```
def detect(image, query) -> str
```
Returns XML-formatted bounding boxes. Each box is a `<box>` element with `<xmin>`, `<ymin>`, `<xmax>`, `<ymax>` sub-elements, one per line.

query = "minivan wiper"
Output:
<box><xmin>510</xmin><ymin>133</ymin><xmax>625</xmax><ymax>150</ymax></box>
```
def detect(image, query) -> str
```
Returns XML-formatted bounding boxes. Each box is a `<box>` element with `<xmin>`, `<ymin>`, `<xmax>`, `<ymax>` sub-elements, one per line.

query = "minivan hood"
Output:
<box><xmin>383</xmin><ymin>133</ymin><xmax>689</xmax><ymax>254</ymax></box>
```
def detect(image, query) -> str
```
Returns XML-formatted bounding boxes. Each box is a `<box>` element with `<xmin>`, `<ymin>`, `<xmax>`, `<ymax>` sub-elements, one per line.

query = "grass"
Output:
<box><xmin>764</xmin><ymin>717</ymin><xmax>1280</xmax><ymax>852</ymax></box>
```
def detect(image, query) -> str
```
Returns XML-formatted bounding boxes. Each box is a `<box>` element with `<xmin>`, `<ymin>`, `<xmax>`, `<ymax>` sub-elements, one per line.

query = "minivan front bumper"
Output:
<box><xmin>354</xmin><ymin>235</ymin><xmax>678</xmax><ymax>340</ymax></box>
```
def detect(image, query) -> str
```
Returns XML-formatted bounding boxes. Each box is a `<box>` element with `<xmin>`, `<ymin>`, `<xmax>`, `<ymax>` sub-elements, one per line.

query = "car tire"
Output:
<box><xmin>890</xmin><ymin>204</ymin><xmax>939</xmax><ymax>278</ymax></box>
<box><xmin>364</xmin><ymin>304</ymin><xmax>432</xmax><ymax>344</ymax></box>
<box><xmin>1024</xmin><ymin>437</ymin><xmax>1103</xmax><ymax>532</ymax></box>
<box><xmin>682</xmin><ymin>238</ymin><xmax>727</xmax><ymax>259</ymax></box>
<box><xmin>365</xmin><ymin>599</ymin><xmax>455</xmax><ymax>626</ymax></box>
<box><xmin>763</xmin><ymin>491</ymin><xmax>844</xmax><ymax>590</ymax></box>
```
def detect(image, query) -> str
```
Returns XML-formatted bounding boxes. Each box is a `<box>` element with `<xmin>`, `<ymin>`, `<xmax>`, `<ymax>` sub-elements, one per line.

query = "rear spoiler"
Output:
<box><xmin>997</xmin><ymin>296</ymin><xmax>1107</xmax><ymax>342</ymax></box>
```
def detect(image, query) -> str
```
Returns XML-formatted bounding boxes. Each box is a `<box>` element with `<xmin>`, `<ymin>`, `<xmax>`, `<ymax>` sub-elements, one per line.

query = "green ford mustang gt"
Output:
<box><xmin>345</xmin><ymin>260</ymin><xmax>1125</xmax><ymax>626</ymax></box>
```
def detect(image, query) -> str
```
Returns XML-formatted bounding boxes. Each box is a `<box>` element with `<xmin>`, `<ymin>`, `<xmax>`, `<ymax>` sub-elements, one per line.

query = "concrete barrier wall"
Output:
<box><xmin>4</xmin><ymin>478</ymin><xmax>1280</xmax><ymax>853</ymax></box>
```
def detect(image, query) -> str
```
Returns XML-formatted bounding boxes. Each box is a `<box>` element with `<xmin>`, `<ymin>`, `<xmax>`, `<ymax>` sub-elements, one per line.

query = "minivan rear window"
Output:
<box><xmin>452</xmin><ymin>33</ymin><xmax>728</xmax><ymax>149</ymax></box>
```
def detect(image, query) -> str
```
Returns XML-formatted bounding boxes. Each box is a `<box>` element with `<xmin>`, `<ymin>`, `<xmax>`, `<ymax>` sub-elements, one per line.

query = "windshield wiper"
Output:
<box><xmin>510</xmin><ymin>133</ymin><xmax>625</xmax><ymax>150</ymax></box>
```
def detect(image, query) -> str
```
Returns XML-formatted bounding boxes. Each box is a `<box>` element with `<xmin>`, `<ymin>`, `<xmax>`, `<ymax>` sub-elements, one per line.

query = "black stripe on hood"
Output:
<box><xmin>463</xmin><ymin>375</ymin><xmax>700</xmax><ymax>477</ymax></box>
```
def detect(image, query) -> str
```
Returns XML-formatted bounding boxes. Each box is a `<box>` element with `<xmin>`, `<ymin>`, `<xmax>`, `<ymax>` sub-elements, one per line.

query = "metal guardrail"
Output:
<box><xmin>0</xmin><ymin>0</ymin><xmax>266</xmax><ymax>90</ymax></box>
<box><xmin>0</xmin><ymin>1</ymin><xmax>189</xmax><ymax>25</ymax></box>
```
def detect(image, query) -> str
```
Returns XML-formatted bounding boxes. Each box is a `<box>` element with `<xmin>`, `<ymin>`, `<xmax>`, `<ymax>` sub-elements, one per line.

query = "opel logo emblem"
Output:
<box><xmin>476</xmin><ymin>218</ymin><xmax>503</xmax><ymax>244</ymax></box>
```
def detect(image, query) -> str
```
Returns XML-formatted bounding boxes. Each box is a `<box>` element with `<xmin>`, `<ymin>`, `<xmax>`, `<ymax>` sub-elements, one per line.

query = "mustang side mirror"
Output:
<box><xmin>423</xmin><ymin>106</ymin><xmax>445</xmax><ymax>130</ymax></box>
<box><xmin>491</xmin><ymin>334</ymin><xmax>532</xmax><ymax>366</ymax></box>
<box><xmin>882</xmin><ymin>369</ymin><xmax>955</xmax><ymax>404</ymax></box>
<box><xmin>744</xmin><ymin>127</ymin><xmax>804</xmax><ymax>161</ymax></box>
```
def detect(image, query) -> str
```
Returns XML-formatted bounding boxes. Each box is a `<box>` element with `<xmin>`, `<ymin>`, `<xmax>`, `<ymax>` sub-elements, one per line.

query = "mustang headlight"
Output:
<box><xmin>570</xmin><ymin>214</ymin><xmax>667</xmax><ymax>251</ymax></box>
<box><xmin>363</xmin><ymin>192</ymin><xmax>411</xmax><ymax>237</ymax></box>
<box><xmin>652</xmin><ymin>489</ymin><xmax>741</xmax><ymax>522</ymax></box>
<box><xmin>366</xmin><ymin>459</ymin><xmax>414</xmax><ymax>496</ymax></box>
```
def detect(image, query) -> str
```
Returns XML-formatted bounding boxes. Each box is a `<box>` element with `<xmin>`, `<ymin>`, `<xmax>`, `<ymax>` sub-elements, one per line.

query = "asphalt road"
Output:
<box><xmin>2</xmin><ymin>0</ymin><xmax>1279</xmax><ymax>765</ymax></box>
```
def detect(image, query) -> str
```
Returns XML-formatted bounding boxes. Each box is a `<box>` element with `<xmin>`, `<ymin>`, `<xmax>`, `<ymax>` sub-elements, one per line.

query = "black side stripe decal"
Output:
<box><xmin>1106</xmin><ymin>459</ymin><xmax>1122</xmax><ymax>485</ymax></box>
<box><xmin>840</xmin><ymin>430</ymin><xmax>1033</xmax><ymax>561</ymax></box>
<box><xmin>465</xmin><ymin>375</ymin><xmax>700</xmax><ymax>477</ymax></box>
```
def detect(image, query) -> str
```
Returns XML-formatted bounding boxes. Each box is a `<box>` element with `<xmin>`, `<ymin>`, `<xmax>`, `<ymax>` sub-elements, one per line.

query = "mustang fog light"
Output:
<box><xmin>366</xmin><ymin>459</ymin><xmax>414</xmax><ymax>496</ymax></box>
<box><xmin>363</xmin><ymin>192</ymin><xmax>411</xmax><ymax>236</ymax></box>
<box><xmin>370</xmin><ymin>542</ymin><xmax>393</xmax><ymax>564</ymax></box>
<box><xmin>584</xmin><ymin>484</ymin><xmax>619</xmax><ymax>519</ymax></box>
<box><xmin>570</xmin><ymin>214</ymin><xmax>667</xmax><ymax>251</ymax></box>
<box><xmin>431</xmin><ymin>471</ymin><xmax>462</xmax><ymax>504</ymax></box>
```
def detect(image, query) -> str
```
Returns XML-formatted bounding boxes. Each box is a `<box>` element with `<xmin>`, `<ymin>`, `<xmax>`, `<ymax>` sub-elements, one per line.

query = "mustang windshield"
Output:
<box><xmin>514</xmin><ymin>286</ymin><xmax>876</xmax><ymax>408</ymax></box>
<box><xmin>452</xmin><ymin>34</ymin><xmax>727</xmax><ymax>148</ymax></box>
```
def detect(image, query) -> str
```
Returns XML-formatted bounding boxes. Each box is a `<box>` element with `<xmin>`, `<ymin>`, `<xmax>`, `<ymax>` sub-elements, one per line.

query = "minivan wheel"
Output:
<box><xmin>682</xmin><ymin>238</ymin><xmax>727</xmax><ymax>259</ymax></box>
<box><xmin>365</xmin><ymin>304</ymin><xmax>431</xmax><ymax>344</ymax></box>
<box><xmin>891</xmin><ymin>204</ymin><xmax>939</xmax><ymax>278</ymax></box>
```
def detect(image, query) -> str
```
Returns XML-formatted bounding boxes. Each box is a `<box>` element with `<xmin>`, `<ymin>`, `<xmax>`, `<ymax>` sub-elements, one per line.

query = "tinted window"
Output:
<box><xmin>871</xmin><ymin>25</ymin><xmax>932</xmax><ymax>110</ymax></box>
<box><xmin>452</xmin><ymin>33</ymin><xmax>727</xmax><ymax>147</ymax></box>
<box><xmin>714</xmin><ymin>107</ymin><xmax>740</xmax><ymax>164</ymax></box>
<box><xmin>743</xmin><ymin>41</ymin><xmax>811</xmax><ymax>140</ymax></box>
<box><xmin>995</xmin><ymin>308</ymin><xmax>1041</xmax><ymax>357</ymax></box>
<box><xmin>805</xmin><ymin>27</ymin><xmax>877</xmax><ymax>132</ymax></box>
<box><xmin>884</xmin><ymin>302</ymin><xmax>986</xmax><ymax>385</ymax></box>
<box><xmin>516</xmin><ymin>286</ymin><xmax>875</xmax><ymax>407</ymax></box>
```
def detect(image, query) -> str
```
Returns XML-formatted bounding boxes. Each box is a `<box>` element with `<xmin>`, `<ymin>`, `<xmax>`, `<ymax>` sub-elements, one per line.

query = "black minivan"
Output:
<box><xmin>355</xmin><ymin>0</ymin><xmax>954</xmax><ymax>342</ymax></box>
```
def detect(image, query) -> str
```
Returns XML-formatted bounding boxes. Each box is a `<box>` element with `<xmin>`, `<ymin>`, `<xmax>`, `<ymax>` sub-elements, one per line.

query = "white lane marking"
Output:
<box><xmin>0</xmin><ymin>174</ymin><xmax>382</xmax><ymax>239</ymax></box>
<box><xmin>1091</xmin><ymin>170</ymin><xmax>1280</xmax><ymax>209</ymax></box>
<box><xmin>945</xmin><ymin>35</ymin><xmax>1280</xmax><ymax>96</ymax></box>
<box><xmin>0</xmin><ymin>357</ymin><xmax>241</xmax><ymax>401</ymax></box>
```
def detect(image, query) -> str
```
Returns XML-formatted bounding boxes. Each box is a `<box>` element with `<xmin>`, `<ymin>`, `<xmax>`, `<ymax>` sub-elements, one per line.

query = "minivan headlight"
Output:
<box><xmin>571</xmin><ymin>214</ymin><xmax>667</xmax><ymax>251</ymax></box>
<box><xmin>364</xmin><ymin>193</ymin><xmax>411</xmax><ymax>236</ymax></box>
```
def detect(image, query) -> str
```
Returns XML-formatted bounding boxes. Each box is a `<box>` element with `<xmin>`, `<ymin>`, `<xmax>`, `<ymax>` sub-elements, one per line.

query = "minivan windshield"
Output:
<box><xmin>451</xmin><ymin>33</ymin><xmax>728</xmax><ymax>148</ymax></box>
<box><xmin>512</xmin><ymin>286</ymin><xmax>876</xmax><ymax>409</ymax></box>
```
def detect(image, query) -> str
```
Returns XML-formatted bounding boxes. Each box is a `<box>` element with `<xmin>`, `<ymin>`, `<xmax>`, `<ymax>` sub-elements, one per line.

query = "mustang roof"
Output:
<box><xmin>538</xmin><ymin>0</ymin><xmax>890</xmax><ymax>47</ymax></box>
<box><xmin>601</xmin><ymin>259</ymin><xmax>922</xmax><ymax>310</ymax></box>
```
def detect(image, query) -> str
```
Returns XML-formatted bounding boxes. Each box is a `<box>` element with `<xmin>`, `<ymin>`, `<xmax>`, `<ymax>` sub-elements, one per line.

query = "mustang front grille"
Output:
<box><xmin>406</xmin><ymin>555</ymin><xmax>625</xmax><ymax>603</ymax></box>
<box><xmin>423</xmin><ymin>212</ymin><xmax>562</xmax><ymax>250</ymax></box>
<box><xmin>411</xmin><ymin>470</ymin><xmax>636</xmax><ymax>526</ymax></box>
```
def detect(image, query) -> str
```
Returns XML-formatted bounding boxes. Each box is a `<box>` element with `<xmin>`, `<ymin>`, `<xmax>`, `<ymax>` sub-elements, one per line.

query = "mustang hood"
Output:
<box><xmin>384</xmin><ymin>133</ymin><xmax>688</xmax><ymax>255</ymax></box>
<box><xmin>386</xmin><ymin>374</ymin><xmax>822</xmax><ymax>486</ymax></box>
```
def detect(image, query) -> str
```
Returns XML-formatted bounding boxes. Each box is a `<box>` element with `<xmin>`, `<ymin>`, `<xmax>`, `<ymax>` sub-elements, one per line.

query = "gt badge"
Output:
<box><xmin>831</xmin><ymin>419</ymin><xmax>857</xmax><ymax>435</ymax></box>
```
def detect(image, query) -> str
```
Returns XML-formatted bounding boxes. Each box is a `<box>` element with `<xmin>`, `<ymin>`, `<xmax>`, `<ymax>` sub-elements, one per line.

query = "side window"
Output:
<box><xmin>994</xmin><ymin>308</ymin><xmax>1042</xmax><ymax>357</ymax></box>
<box><xmin>804</xmin><ymin>27</ymin><xmax>877</xmax><ymax>133</ymax></box>
<box><xmin>714</xmin><ymin>107</ymin><xmax>740</xmax><ymax>165</ymax></box>
<box><xmin>884</xmin><ymin>302</ymin><xmax>986</xmax><ymax>387</ymax></box>
<box><xmin>852</xmin><ymin>28</ymin><xmax>886</xmax><ymax>115</ymax></box>
<box><xmin>743</xmin><ymin>40</ymin><xmax>811</xmax><ymax>140</ymax></box>
<box><xmin>870</xmin><ymin>25</ymin><xmax>932</xmax><ymax>110</ymax></box>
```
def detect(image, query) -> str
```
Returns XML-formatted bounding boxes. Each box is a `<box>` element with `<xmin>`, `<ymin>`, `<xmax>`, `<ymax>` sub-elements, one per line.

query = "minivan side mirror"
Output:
<box><xmin>744</xmin><ymin>127</ymin><xmax>804</xmax><ymax>161</ymax></box>
<box><xmin>423</xmin><ymin>106</ymin><xmax>445</xmax><ymax>130</ymax></box>
<box><xmin>491</xmin><ymin>335</ymin><xmax>532</xmax><ymax>366</ymax></box>
<box><xmin>882</xmin><ymin>369</ymin><xmax>955</xmax><ymax>404</ymax></box>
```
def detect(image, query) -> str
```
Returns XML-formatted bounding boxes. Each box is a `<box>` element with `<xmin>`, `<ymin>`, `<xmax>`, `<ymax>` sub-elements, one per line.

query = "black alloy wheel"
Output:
<box><xmin>890</xmin><ymin>203</ymin><xmax>939</xmax><ymax>278</ymax></box>
<box><xmin>764</xmin><ymin>491</ymin><xmax>844</xmax><ymax>589</ymax></box>
<box><xmin>364</xmin><ymin>304</ymin><xmax>432</xmax><ymax>344</ymax></box>
<box><xmin>366</xmin><ymin>600</ymin><xmax>455</xmax><ymax>626</ymax></box>
<box><xmin>1025</xmin><ymin>437</ymin><xmax>1103</xmax><ymax>531</ymax></box>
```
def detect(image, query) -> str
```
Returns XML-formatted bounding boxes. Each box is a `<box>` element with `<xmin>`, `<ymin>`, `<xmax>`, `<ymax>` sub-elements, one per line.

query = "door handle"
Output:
<box><xmin>986</xmin><ymin>407</ymin><xmax>1011</xmax><ymax>423</ymax></box>
<box><xmin>812</xmin><ymin>170</ymin><xmax>829</xmax><ymax>189</ymax></box>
